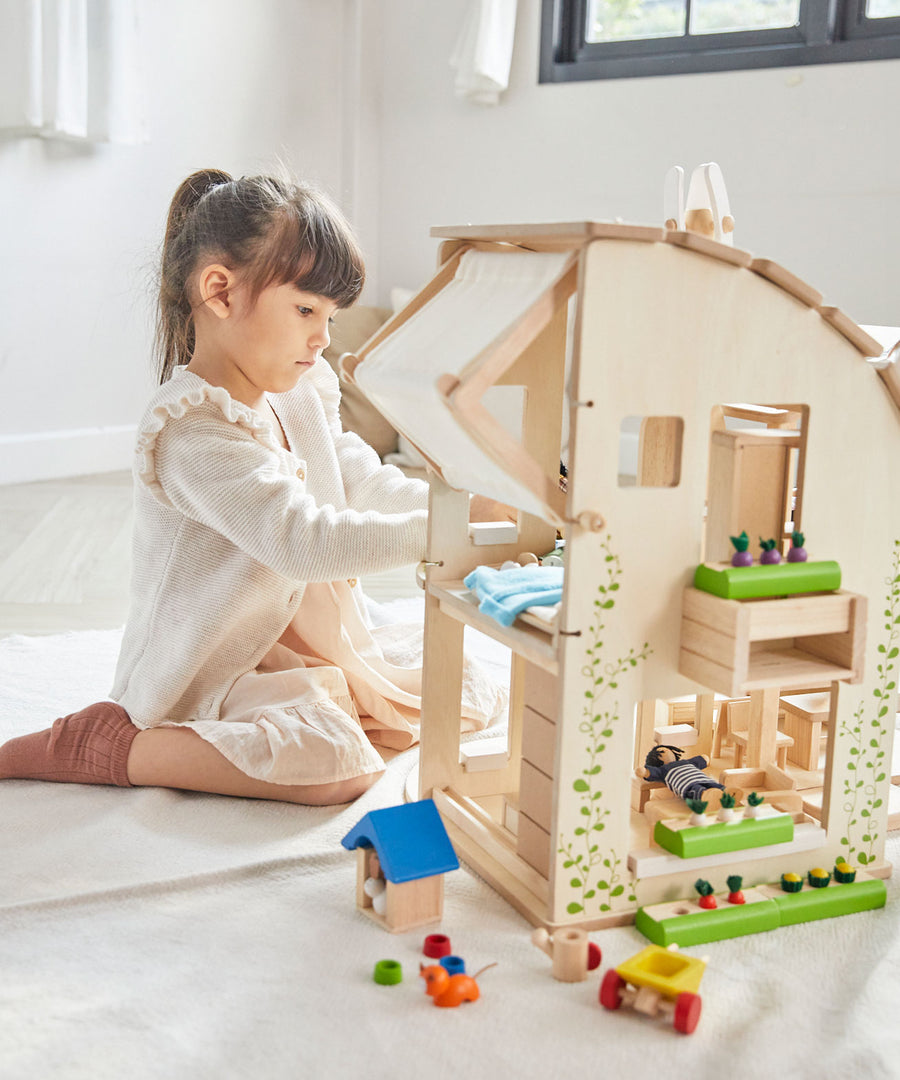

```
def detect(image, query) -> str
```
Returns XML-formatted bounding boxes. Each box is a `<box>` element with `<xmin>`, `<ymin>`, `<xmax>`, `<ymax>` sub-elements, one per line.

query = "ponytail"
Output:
<box><xmin>155</xmin><ymin>169</ymin><xmax>233</xmax><ymax>384</ymax></box>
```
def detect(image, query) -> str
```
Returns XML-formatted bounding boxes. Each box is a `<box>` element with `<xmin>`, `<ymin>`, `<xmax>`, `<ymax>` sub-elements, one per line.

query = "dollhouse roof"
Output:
<box><xmin>346</xmin><ymin>222</ymin><xmax>897</xmax><ymax>525</ymax></box>
<box><xmin>340</xmin><ymin>799</ymin><xmax>460</xmax><ymax>884</ymax></box>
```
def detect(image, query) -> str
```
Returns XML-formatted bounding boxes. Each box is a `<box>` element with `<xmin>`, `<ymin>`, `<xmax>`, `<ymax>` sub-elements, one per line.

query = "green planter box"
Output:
<box><xmin>693</xmin><ymin>560</ymin><xmax>841</xmax><ymax>600</ymax></box>
<box><xmin>653</xmin><ymin>814</ymin><xmax>794</xmax><ymax>858</ymax></box>
<box><xmin>636</xmin><ymin>897</ymin><xmax>780</xmax><ymax>947</ymax></box>
<box><xmin>770</xmin><ymin>878</ymin><xmax>887</xmax><ymax>925</ymax></box>
<box><xmin>637</xmin><ymin>876</ymin><xmax>887</xmax><ymax>948</ymax></box>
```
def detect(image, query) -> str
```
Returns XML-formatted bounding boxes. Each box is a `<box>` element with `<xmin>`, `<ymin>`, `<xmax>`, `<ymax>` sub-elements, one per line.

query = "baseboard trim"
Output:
<box><xmin>0</xmin><ymin>425</ymin><xmax>137</xmax><ymax>485</ymax></box>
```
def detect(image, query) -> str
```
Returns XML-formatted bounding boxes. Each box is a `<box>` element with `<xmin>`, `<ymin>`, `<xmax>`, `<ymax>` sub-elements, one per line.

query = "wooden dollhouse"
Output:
<box><xmin>343</xmin><ymin>217</ymin><xmax>900</xmax><ymax>933</ymax></box>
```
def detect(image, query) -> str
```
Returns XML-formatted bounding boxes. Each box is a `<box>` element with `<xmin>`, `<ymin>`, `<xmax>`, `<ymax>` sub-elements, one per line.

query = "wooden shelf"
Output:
<box><xmin>743</xmin><ymin>644</ymin><xmax>854</xmax><ymax>691</ymax></box>
<box><xmin>427</xmin><ymin>580</ymin><xmax>559</xmax><ymax>673</ymax></box>
<box><xmin>679</xmin><ymin>587</ymin><xmax>866</xmax><ymax>697</ymax></box>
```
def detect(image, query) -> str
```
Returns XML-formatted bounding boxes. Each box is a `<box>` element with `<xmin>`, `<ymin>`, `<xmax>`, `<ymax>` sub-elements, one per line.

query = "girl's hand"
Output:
<box><xmin>469</xmin><ymin>494</ymin><xmax>518</xmax><ymax>523</ymax></box>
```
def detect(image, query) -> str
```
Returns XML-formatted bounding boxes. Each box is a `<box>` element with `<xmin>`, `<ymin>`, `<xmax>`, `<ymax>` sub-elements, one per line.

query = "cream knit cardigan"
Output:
<box><xmin>111</xmin><ymin>362</ymin><xmax>428</xmax><ymax>728</ymax></box>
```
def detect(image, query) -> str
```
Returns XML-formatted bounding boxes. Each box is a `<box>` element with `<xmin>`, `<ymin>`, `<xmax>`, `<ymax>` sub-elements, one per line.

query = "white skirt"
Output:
<box><xmin>173</xmin><ymin>582</ymin><xmax>507</xmax><ymax>786</ymax></box>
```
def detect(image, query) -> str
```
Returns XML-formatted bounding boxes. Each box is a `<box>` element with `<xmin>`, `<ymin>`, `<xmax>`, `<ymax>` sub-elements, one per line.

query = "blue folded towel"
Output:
<box><xmin>463</xmin><ymin>565</ymin><xmax>564</xmax><ymax>627</ymax></box>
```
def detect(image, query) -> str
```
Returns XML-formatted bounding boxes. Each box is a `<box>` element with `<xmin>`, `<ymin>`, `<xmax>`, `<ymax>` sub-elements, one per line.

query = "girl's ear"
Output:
<box><xmin>197</xmin><ymin>264</ymin><xmax>234</xmax><ymax>319</ymax></box>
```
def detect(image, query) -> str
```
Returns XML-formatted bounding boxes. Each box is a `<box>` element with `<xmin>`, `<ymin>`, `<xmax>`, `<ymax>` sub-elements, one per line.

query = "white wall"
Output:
<box><xmin>0</xmin><ymin>0</ymin><xmax>347</xmax><ymax>483</ymax></box>
<box><xmin>3</xmin><ymin>0</ymin><xmax>897</xmax><ymax>484</ymax></box>
<box><xmin>369</xmin><ymin>0</ymin><xmax>900</xmax><ymax>329</ymax></box>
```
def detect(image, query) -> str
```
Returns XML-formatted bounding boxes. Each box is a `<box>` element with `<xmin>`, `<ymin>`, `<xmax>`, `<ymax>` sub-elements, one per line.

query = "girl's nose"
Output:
<box><xmin>311</xmin><ymin>321</ymin><xmax>330</xmax><ymax>349</ymax></box>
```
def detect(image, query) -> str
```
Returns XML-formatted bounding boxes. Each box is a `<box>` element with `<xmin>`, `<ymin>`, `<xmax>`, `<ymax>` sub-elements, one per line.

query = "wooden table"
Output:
<box><xmin>780</xmin><ymin>691</ymin><xmax>830</xmax><ymax>771</ymax></box>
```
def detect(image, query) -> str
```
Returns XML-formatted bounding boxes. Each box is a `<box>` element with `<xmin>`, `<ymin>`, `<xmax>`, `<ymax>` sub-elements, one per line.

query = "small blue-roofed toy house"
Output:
<box><xmin>341</xmin><ymin>799</ymin><xmax>460</xmax><ymax>933</ymax></box>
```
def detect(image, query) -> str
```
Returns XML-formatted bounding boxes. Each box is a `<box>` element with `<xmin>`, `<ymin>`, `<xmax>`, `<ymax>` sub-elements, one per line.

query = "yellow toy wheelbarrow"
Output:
<box><xmin>599</xmin><ymin>944</ymin><xmax>706</xmax><ymax>1034</ymax></box>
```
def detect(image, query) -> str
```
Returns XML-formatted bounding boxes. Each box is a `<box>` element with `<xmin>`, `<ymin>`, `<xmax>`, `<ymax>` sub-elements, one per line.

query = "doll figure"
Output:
<box><xmin>635</xmin><ymin>744</ymin><xmax>725</xmax><ymax>805</ymax></box>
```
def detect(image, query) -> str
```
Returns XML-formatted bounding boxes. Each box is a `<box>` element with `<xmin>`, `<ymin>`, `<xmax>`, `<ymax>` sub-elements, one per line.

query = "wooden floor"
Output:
<box><xmin>0</xmin><ymin>472</ymin><xmax>420</xmax><ymax>638</ymax></box>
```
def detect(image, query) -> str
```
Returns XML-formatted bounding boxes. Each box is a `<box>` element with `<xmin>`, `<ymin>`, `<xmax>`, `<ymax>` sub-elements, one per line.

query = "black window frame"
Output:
<box><xmin>541</xmin><ymin>0</ymin><xmax>900</xmax><ymax>81</ymax></box>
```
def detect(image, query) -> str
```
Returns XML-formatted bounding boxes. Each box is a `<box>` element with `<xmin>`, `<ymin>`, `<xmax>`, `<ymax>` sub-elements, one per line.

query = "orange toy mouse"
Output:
<box><xmin>419</xmin><ymin>962</ymin><xmax>496</xmax><ymax>1007</ymax></box>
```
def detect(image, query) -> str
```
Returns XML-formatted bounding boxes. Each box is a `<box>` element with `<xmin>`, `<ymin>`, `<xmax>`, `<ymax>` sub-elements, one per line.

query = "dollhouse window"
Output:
<box><xmin>618</xmin><ymin>416</ymin><xmax>684</xmax><ymax>487</ymax></box>
<box><xmin>540</xmin><ymin>0</ymin><xmax>900</xmax><ymax>81</ymax></box>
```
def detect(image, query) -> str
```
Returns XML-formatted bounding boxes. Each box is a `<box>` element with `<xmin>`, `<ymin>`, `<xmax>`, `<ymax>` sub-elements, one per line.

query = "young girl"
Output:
<box><xmin>0</xmin><ymin>169</ymin><xmax>506</xmax><ymax>805</ymax></box>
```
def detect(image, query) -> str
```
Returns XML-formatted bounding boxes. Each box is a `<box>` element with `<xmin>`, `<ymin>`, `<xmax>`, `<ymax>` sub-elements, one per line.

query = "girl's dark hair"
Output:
<box><xmin>644</xmin><ymin>744</ymin><xmax>684</xmax><ymax>768</ymax></box>
<box><xmin>155</xmin><ymin>169</ymin><xmax>365</xmax><ymax>384</ymax></box>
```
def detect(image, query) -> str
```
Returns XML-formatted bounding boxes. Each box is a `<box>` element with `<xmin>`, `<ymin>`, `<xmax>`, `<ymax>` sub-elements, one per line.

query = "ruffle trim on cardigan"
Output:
<box><xmin>135</xmin><ymin>361</ymin><xmax>344</xmax><ymax>504</ymax></box>
<box><xmin>135</xmin><ymin>370</ymin><xmax>285</xmax><ymax>503</ymax></box>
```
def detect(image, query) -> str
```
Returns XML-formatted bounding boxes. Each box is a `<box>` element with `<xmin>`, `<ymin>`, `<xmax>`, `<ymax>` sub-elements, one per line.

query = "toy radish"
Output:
<box><xmin>787</xmin><ymin>530</ymin><xmax>808</xmax><ymax>562</ymax></box>
<box><xmin>759</xmin><ymin>537</ymin><xmax>781</xmax><ymax>565</ymax></box>
<box><xmin>694</xmin><ymin>879</ymin><xmax>717</xmax><ymax>909</ymax></box>
<box><xmin>726</xmin><ymin>875</ymin><xmax>745</xmax><ymax>904</ymax></box>
<box><xmin>716</xmin><ymin>791</ymin><xmax>738</xmax><ymax>822</ymax></box>
<box><xmin>729</xmin><ymin>531</ymin><xmax>753</xmax><ymax>567</ymax></box>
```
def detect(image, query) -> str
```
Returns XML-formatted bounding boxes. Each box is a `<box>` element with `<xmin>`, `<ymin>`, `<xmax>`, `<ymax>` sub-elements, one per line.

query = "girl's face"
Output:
<box><xmin>225</xmin><ymin>281</ymin><xmax>338</xmax><ymax>396</ymax></box>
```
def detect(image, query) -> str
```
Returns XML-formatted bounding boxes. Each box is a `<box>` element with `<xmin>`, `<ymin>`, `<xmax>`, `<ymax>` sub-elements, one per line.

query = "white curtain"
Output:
<box><xmin>450</xmin><ymin>0</ymin><xmax>518</xmax><ymax>105</ymax></box>
<box><xmin>0</xmin><ymin>0</ymin><xmax>146</xmax><ymax>143</ymax></box>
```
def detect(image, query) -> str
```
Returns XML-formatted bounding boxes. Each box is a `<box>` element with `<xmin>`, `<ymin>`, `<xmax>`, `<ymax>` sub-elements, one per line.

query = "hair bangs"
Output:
<box><xmin>249</xmin><ymin>197</ymin><xmax>364</xmax><ymax>310</ymax></box>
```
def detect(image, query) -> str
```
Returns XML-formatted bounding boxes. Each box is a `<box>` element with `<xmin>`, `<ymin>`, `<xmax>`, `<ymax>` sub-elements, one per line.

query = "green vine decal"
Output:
<box><xmin>839</xmin><ymin>540</ymin><xmax>900</xmax><ymax>866</ymax></box>
<box><xmin>558</xmin><ymin>537</ymin><xmax>651</xmax><ymax>915</ymax></box>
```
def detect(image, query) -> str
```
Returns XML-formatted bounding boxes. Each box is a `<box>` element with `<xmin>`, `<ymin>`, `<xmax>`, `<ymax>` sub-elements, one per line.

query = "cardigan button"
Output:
<box><xmin>295</xmin><ymin>467</ymin><xmax>305</xmax><ymax>481</ymax></box>
<box><xmin>347</xmin><ymin>578</ymin><xmax>358</xmax><ymax>588</ymax></box>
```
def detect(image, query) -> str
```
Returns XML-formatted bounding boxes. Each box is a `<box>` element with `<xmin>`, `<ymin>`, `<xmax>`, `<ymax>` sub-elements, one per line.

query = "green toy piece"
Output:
<box><xmin>373</xmin><ymin>959</ymin><xmax>403</xmax><ymax>985</ymax></box>
<box><xmin>636</xmin><ymin>895</ymin><xmax>779</xmax><ymax>947</ymax></box>
<box><xmin>834</xmin><ymin>860</ymin><xmax>857</xmax><ymax>883</ymax></box>
<box><xmin>772</xmin><ymin>877</ymin><xmax>886</xmax><ymax>927</ymax></box>
<box><xmin>693</xmin><ymin>559</ymin><xmax>841</xmax><ymax>599</ymax></box>
<box><xmin>654</xmin><ymin>813</ymin><xmax>794</xmax><ymax>859</ymax></box>
<box><xmin>636</xmin><ymin>874</ymin><xmax>887</xmax><ymax>947</ymax></box>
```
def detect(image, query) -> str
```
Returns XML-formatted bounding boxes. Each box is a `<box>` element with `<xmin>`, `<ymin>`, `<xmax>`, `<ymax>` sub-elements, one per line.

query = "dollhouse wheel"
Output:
<box><xmin>599</xmin><ymin>970</ymin><xmax>625</xmax><ymax>1010</ymax></box>
<box><xmin>673</xmin><ymin>991</ymin><xmax>702</xmax><ymax>1034</ymax></box>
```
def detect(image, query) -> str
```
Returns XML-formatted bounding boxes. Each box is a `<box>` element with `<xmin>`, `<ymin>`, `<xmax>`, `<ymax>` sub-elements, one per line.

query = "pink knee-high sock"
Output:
<box><xmin>0</xmin><ymin>701</ymin><xmax>139</xmax><ymax>787</ymax></box>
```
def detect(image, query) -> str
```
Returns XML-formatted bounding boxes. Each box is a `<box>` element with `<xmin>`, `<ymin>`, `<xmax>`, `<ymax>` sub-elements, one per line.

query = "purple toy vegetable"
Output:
<box><xmin>787</xmin><ymin>530</ymin><xmax>808</xmax><ymax>563</ymax></box>
<box><xmin>730</xmin><ymin>531</ymin><xmax>753</xmax><ymax>567</ymax></box>
<box><xmin>759</xmin><ymin>538</ymin><xmax>782</xmax><ymax>565</ymax></box>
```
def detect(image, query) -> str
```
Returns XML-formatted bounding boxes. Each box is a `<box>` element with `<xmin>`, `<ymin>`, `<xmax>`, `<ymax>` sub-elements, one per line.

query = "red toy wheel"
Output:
<box><xmin>673</xmin><ymin>991</ymin><xmax>702</xmax><ymax>1034</ymax></box>
<box><xmin>587</xmin><ymin>942</ymin><xmax>602</xmax><ymax>971</ymax></box>
<box><xmin>599</xmin><ymin>969</ymin><xmax>625</xmax><ymax>1010</ymax></box>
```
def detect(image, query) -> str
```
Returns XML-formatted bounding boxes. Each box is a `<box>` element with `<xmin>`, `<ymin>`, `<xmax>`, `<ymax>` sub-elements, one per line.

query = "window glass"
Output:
<box><xmin>587</xmin><ymin>0</ymin><xmax>686</xmax><ymax>42</ymax></box>
<box><xmin>690</xmin><ymin>0</ymin><xmax>800</xmax><ymax>34</ymax></box>
<box><xmin>867</xmin><ymin>0</ymin><xmax>900</xmax><ymax>16</ymax></box>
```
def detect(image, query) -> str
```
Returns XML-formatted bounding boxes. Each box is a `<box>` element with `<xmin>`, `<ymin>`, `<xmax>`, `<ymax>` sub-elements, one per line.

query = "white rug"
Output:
<box><xmin>1</xmin><ymin>603</ymin><xmax>899</xmax><ymax>1080</ymax></box>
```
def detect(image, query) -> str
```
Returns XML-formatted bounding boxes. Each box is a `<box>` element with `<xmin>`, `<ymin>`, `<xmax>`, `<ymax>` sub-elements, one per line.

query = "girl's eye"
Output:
<box><xmin>297</xmin><ymin>306</ymin><xmax>313</xmax><ymax>316</ymax></box>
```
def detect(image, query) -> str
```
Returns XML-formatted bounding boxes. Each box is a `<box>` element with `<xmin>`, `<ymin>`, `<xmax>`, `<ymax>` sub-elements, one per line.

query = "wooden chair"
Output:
<box><xmin>715</xmin><ymin>697</ymin><xmax>793</xmax><ymax>769</ymax></box>
<box><xmin>711</xmin><ymin>697</ymin><xmax>748</xmax><ymax>758</ymax></box>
